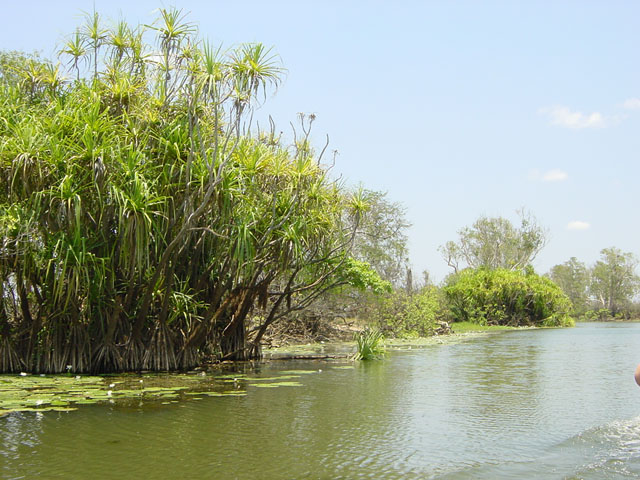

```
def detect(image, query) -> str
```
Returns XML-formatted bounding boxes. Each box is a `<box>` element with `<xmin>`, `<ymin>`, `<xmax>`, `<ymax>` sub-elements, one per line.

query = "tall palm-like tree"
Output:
<box><xmin>0</xmin><ymin>8</ymin><xmax>365</xmax><ymax>373</ymax></box>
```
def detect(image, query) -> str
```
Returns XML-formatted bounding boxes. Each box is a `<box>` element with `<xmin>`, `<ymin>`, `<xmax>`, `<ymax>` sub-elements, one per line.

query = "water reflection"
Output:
<box><xmin>1</xmin><ymin>323</ymin><xmax>640</xmax><ymax>479</ymax></box>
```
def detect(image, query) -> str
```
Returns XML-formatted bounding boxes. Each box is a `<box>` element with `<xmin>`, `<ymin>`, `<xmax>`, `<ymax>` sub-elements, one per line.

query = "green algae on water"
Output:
<box><xmin>248</xmin><ymin>381</ymin><xmax>303</xmax><ymax>388</ymax></box>
<box><xmin>0</xmin><ymin>367</ymin><xmax>317</xmax><ymax>416</ymax></box>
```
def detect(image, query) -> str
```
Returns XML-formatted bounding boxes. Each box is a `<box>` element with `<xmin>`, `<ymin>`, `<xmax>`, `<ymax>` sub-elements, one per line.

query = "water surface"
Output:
<box><xmin>2</xmin><ymin>322</ymin><xmax>640</xmax><ymax>479</ymax></box>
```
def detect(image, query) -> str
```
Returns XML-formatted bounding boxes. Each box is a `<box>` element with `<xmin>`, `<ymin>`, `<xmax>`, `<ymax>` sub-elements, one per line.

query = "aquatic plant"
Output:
<box><xmin>353</xmin><ymin>328</ymin><xmax>386</xmax><ymax>360</ymax></box>
<box><xmin>0</xmin><ymin>368</ymin><xmax>318</xmax><ymax>415</ymax></box>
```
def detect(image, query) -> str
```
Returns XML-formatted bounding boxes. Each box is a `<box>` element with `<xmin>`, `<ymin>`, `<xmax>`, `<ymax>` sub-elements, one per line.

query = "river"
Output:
<box><xmin>2</xmin><ymin>322</ymin><xmax>640</xmax><ymax>479</ymax></box>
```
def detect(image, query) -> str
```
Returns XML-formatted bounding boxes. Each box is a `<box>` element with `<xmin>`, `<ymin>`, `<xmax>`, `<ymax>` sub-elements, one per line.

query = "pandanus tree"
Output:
<box><xmin>0</xmin><ymin>8</ymin><xmax>367</xmax><ymax>373</ymax></box>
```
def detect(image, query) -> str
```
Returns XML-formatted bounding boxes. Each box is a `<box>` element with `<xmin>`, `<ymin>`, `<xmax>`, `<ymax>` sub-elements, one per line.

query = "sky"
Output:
<box><xmin>2</xmin><ymin>1</ymin><xmax>639</xmax><ymax>282</ymax></box>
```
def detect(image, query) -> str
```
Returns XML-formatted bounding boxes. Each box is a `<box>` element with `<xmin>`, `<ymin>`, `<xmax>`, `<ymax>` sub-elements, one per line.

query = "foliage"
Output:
<box><xmin>350</xmin><ymin>190</ymin><xmax>410</xmax><ymax>287</ymax></box>
<box><xmin>589</xmin><ymin>247</ymin><xmax>640</xmax><ymax>316</ymax></box>
<box><xmin>547</xmin><ymin>257</ymin><xmax>590</xmax><ymax>315</ymax></box>
<box><xmin>353</xmin><ymin>328</ymin><xmax>385</xmax><ymax>360</ymax></box>
<box><xmin>0</xmin><ymin>9</ymin><xmax>360</xmax><ymax>372</ymax></box>
<box><xmin>450</xmin><ymin>321</ymin><xmax>518</xmax><ymax>333</ymax></box>
<box><xmin>337</xmin><ymin>258</ymin><xmax>392</xmax><ymax>295</ymax></box>
<box><xmin>443</xmin><ymin>268</ymin><xmax>574</xmax><ymax>327</ymax></box>
<box><xmin>440</xmin><ymin>210</ymin><xmax>547</xmax><ymax>272</ymax></box>
<box><xmin>581</xmin><ymin>308</ymin><xmax>629</xmax><ymax>321</ymax></box>
<box><xmin>0</xmin><ymin>51</ymin><xmax>45</xmax><ymax>88</ymax></box>
<box><xmin>373</xmin><ymin>286</ymin><xmax>445</xmax><ymax>338</ymax></box>
<box><xmin>272</xmin><ymin>190</ymin><xmax>406</xmax><ymax>336</ymax></box>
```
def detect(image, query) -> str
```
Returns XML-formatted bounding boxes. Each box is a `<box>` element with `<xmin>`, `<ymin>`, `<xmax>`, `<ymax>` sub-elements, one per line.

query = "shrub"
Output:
<box><xmin>443</xmin><ymin>268</ymin><xmax>574</xmax><ymax>327</ymax></box>
<box><xmin>374</xmin><ymin>286</ymin><xmax>446</xmax><ymax>338</ymax></box>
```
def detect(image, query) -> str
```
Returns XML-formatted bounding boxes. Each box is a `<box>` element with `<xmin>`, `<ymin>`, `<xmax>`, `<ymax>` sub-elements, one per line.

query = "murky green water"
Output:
<box><xmin>2</xmin><ymin>322</ymin><xmax>640</xmax><ymax>479</ymax></box>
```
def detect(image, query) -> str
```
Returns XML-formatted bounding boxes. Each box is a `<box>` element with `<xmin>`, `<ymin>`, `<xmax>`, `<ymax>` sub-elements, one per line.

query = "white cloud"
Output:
<box><xmin>623</xmin><ymin>98</ymin><xmax>640</xmax><ymax>110</ymax></box>
<box><xmin>566</xmin><ymin>221</ymin><xmax>590</xmax><ymax>231</ymax></box>
<box><xmin>539</xmin><ymin>106</ymin><xmax>606</xmax><ymax>129</ymax></box>
<box><xmin>542</xmin><ymin>169</ymin><xmax>568</xmax><ymax>182</ymax></box>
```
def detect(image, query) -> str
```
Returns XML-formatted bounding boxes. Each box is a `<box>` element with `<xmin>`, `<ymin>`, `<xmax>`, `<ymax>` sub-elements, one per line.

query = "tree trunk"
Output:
<box><xmin>220</xmin><ymin>317</ymin><xmax>248</xmax><ymax>360</ymax></box>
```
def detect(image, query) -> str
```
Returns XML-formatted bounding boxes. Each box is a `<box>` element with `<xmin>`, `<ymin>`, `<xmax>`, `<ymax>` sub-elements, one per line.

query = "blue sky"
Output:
<box><xmin>2</xmin><ymin>1</ymin><xmax>639</xmax><ymax>282</ymax></box>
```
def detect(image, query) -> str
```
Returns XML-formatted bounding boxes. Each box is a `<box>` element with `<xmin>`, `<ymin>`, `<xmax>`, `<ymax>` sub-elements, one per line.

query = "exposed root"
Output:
<box><xmin>0</xmin><ymin>337</ymin><xmax>22</xmax><ymax>373</ymax></box>
<box><xmin>92</xmin><ymin>342</ymin><xmax>124</xmax><ymax>373</ymax></box>
<box><xmin>142</xmin><ymin>322</ymin><xmax>177</xmax><ymax>371</ymax></box>
<box><xmin>122</xmin><ymin>338</ymin><xmax>145</xmax><ymax>372</ymax></box>
<box><xmin>37</xmin><ymin>327</ymin><xmax>68</xmax><ymax>374</ymax></box>
<box><xmin>177</xmin><ymin>346</ymin><xmax>200</xmax><ymax>370</ymax></box>
<box><xmin>66</xmin><ymin>324</ymin><xmax>91</xmax><ymax>373</ymax></box>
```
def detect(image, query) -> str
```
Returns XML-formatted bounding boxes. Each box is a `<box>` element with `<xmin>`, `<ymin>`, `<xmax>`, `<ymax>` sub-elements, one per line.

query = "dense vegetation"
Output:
<box><xmin>0</xmin><ymin>9</ymin><xmax>378</xmax><ymax>372</ymax></box>
<box><xmin>292</xmin><ymin>207</ymin><xmax>581</xmax><ymax>340</ymax></box>
<box><xmin>548</xmin><ymin>248</ymin><xmax>640</xmax><ymax>319</ymax></box>
<box><xmin>444</xmin><ymin>268</ymin><xmax>574</xmax><ymax>327</ymax></box>
<box><xmin>2</xmin><ymin>9</ymin><xmax>630</xmax><ymax>374</ymax></box>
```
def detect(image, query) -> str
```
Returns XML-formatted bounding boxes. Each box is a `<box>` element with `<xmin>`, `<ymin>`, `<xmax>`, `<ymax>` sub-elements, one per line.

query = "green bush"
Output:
<box><xmin>374</xmin><ymin>286</ymin><xmax>445</xmax><ymax>337</ymax></box>
<box><xmin>443</xmin><ymin>268</ymin><xmax>574</xmax><ymax>327</ymax></box>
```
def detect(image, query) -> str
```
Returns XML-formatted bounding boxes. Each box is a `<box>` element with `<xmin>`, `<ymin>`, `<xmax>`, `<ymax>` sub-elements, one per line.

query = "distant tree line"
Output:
<box><xmin>548</xmin><ymin>249</ymin><xmax>640</xmax><ymax>319</ymax></box>
<box><xmin>293</xmin><ymin>208</ymin><xmax>574</xmax><ymax>341</ymax></box>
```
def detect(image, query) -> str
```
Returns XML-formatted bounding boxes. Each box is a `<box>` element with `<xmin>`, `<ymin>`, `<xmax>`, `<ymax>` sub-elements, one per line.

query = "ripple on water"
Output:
<box><xmin>2</xmin><ymin>323</ymin><xmax>640</xmax><ymax>479</ymax></box>
<box><xmin>559</xmin><ymin>416</ymin><xmax>640</xmax><ymax>479</ymax></box>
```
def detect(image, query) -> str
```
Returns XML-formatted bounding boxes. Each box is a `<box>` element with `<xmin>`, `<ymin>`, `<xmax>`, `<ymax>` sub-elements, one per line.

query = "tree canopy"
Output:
<box><xmin>0</xmin><ymin>8</ymin><xmax>368</xmax><ymax>372</ymax></box>
<box><xmin>547</xmin><ymin>257</ymin><xmax>590</xmax><ymax>315</ymax></box>
<box><xmin>440</xmin><ymin>211</ymin><xmax>547</xmax><ymax>273</ymax></box>
<box><xmin>548</xmin><ymin>248</ymin><xmax>640</xmax><ymax>318</ymax></box>
<box><xmin>350</xmin><ymin>189</ymin><xmax>410</xmax><ymax>287</ymax></box>
<box><xmin>589</xmin><ymin>247</ymin><xmax>639</xmax><ymax>316</ymax></box>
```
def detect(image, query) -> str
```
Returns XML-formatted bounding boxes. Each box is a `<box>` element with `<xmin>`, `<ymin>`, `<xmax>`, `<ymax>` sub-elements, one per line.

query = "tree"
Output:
<box><xmin>273</xmin><ymin>189</ymin><xmax>407</xmax><ymax>335</ymax></box>
<box><xmin>440</xmin><ymin>210</ymin><xmax>547</xmax><ymax>272</ymax></box>
<box><xmin>589</xmin><ymin>247</ymin><xmax>640</xmax><ymax>316</ymax></box>
<box><xmin>374</xmin><ymin>286</ymin><xmax>447</xmax><ymax>338</ymax></box>
<box><xmin>350</xmin><ymin>190</ymin><xmax>410</xmax><ymax>287</ymax></box>
<box><xmin>0</xmin><ymin>9</ymin><xmax>362</xmax><ymax>372</ymax></box>
<box><xmin>547</xmin><ymin>257</ymin><xmax>590</xmax><ymax>314</ymax></box>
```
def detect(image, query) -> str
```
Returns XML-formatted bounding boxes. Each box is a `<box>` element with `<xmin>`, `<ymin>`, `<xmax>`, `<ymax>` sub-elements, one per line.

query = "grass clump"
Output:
<box><xmin>353</xmin><ymin>328</ymin><xmax>386</xmax><ymax>360</ymax></box>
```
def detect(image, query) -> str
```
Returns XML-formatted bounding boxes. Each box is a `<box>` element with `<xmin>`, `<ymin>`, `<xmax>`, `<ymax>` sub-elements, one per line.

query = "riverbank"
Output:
<box><xmin>263</xmin><ymin>323</ymin><xmax>524</xmax><ymax>359</ymax></box>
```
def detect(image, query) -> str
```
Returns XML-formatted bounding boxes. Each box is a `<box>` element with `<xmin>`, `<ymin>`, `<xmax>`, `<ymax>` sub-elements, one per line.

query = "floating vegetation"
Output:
<box><xmin>244</xmin><ymin>375</ymin><xmax>301</xmax><ymax>382</ymax></box>
<box><xmin>215</xmin><ymin>374</ymin><xmax>248</xmax><ymax>380</ymax></box>
<box><xmin>278</xmin><ymin>370</ymin><xmax>318</xmax><ymax>375</ymax></box>
<box><xmin>249</xmin><ymin>381</ymin><xmax>303</xmax><ymax>388</ymax></box>
<box><xmin>0</xmin><ymin>368</ymin><xmax>322</xmax><ymax>416</ymax></box>
<box><xmin>186</xmin><ymin>391</ymin><xmax>247</xmax><ymax>397</ymax></box>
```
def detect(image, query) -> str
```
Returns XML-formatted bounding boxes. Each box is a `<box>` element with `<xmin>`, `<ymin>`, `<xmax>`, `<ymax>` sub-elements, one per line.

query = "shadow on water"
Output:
<box><xmin>2</xmin><ymin>322</ymin><xmax>640</xmax><ymax>479</ymax></box>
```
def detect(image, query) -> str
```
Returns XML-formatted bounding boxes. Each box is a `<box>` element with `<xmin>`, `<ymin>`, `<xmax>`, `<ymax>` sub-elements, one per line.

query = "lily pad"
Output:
<box><xmin>248</xmin><ymin>381</ymin><xmax>303</xmax><ymax>388</ymax></box>
<box><xmin>0</xmin><ymin>363</ymin><xmax>314</xmax><ymax>415</ymax></box>
<box><xmin>244</xmin><ymin>375</ymin><xmax>300</xmax><ymax>382</ymax></box>
<box><xmin>185</xmin><ymin>390</ymin><xmax>246</xmax><ymax>397</ymax></box>
<box><xmin>278</xmin><ymin>370</ymin><xmax>318</xmax><ymax>375</ymax></box>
